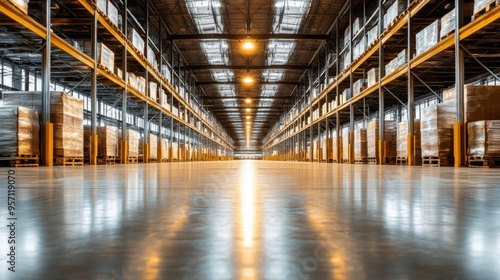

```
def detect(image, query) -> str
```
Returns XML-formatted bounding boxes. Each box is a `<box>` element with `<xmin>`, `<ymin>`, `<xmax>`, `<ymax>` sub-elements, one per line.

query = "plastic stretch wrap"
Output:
<box><xmin>342</xmin><ymin>127</ymin><xmax>350</xmax><ymax>161</ymax></box>
<box><xmin>397</xmin><ymin>120</ymin><xmax>421</xmax><ymax>159</ymax></box>
<box><xmin>420</xmin><ymin>104</ymin><xmax>455</xmax><ymax>157</ymax></box>
<box><xmin>442</xmin><ymin>86</ymin><xmax>456</xmax><ymax>104</ymax></box>
<box><xmin>161</xmin><ymin>139</ymin><xmax>169</xmax><ymax>160</ymax></box>
<box><xmin>149</xmin><ymin>134</ymin><xmax>158</xmax><ymax>159</ymax></box>
<box><xmin>0</xmin><ymin>106</ymin><xmax>39</xmax><ymax>156</ymax></box>
<box><xmin>84</xmin><ymin>126</ymin><xmax>117</xmax><ymax>158</ymax></box>
<box><xmin>180</xmin><ymin>143</ymin><xmax>189</xmax><ymax>160</ymax></box>
<box><xmin>367</xmin><ymin>119</ymin><xmax>396</xmax><ymax>159</ymax></box>
<box><xmin>440</xmin><ymin>9</ymin><xmax>455</xmax><ymax>39</ymax></box>
<box><xmin>468</xmin><ymin>120</ymin><xmax>500</xmax><ymax>157</ymax></box>
<box><xmin>171</xmin><ymin>142</ymin><xmax>179</xmax><ymax>160</ymax></box>
<box><xmin>313</xmin><ymin>140</ymin><xmax>319</xmax><ymax>160</ymax></box>
<box><xmin>416</xmin><ymin>20</ymin><xmax>440</xmax><ymax>55</ymax></box>
<box><xmin>354</xmin><ymin>129</ymin><xmax>367</xmax><ymax>160</ymax></box>
<box><xmin>82</xmin><ymin>42</ymin><xmax>114</xmax><ymax>70</ymax></box>
<box><xmin>384</xmin><ymin>0</ymin><xmax>407</xmax><ymax>30</ymax></box>
<box><xmin>107</xmin><ymin>1</ymin><xmax>119</xmax><ymax>27</ymax></box>
<box><xmin>2</xmin><ymin>91</ymin><xmax>84</xmax><ymax>157</ymax></box>
<box><xmin>9</xmin><ymin>0</ymin><xmax>29</xmax><ymax>14</ymax></box>
<box><xmin>465</xmin><ymin>86</ymin><xmax>500</xmax><ymax>123</ymax></box>
<box><xmin>321</xmin><ymin>138</ymin><xmax>332</xmax><ymax>160</ymax></box>
<box><xmin>353</xmin><ymin>79</ymin><xmax>365</xmax><ymax>96</ymax></box>
<box><xmin>332</xmin><ymin>133</ymin><xmax>341</xmax><ymax>161</ymax></box>
<box><xmin>127</xmin><ymin>28</ymin><xmax>144</xmax><ymax>53</ymax></box>
<box><xmin>367</xmin><ymin>25</ymin><xmax>378</xmax><ymax>46</ymax></box>
<box><xmin>367</xmin><ymin>68</ymin><xmax>378</xmax><ymax>87</ymax></box>
<box><xmin>118</xmin><ymin>129</ymin><xmax>139</xmax><ymax>158</ymax></box>
<box><xmin>474</xmin><ymin>0</ymin><xmax>497</xmax><ymax>14</ymax></box>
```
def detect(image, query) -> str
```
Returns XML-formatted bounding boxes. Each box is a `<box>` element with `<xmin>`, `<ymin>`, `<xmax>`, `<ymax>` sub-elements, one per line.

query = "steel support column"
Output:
<box><xmin>89</xmin><ymin>10</ymin><xmax>98</xmax><ymax>165</ymax></box>
<box><xmin>454</xmin><ymin>0</ymin><xmax>466</xmax><ymax>167</ymax></box>
<box><xmin>407</xmin><ymin>7</ymin><xmax>415</xmax><ymax>166</ymax></box>
<box><xmin>41</xmin><ymin>0</ymin><xmax>53</xmax><ymax>166</ymax></box>
<box><xmin>120</xmin><ymin>0</ymin><xmax>129</xmax><ymax>164</ymax></box>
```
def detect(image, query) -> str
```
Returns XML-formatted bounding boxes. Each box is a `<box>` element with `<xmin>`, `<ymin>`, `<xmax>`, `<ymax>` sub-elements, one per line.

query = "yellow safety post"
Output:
<box><xmin>378</xmin><ymin>140</ymin><xmax>386</xmax><ymax>165</ymax></box>
<box><xmin>407</xmin><ymin>133</ymin><xmax>414</xmax><ymax>166</ymax></box>
<box><xmin>89</xmin><ymin>134</ymin><xmax>98</xmax><ymax>165</ymax></box>
<box><xmin>120</xmin><ymin>140</ymin><xmax>128</xmax><ymax>164</ymax></box>
<box><xmin>43</xmin><ymin>122</ymin><xmax>53</xmax><ymax>166</ymax></box>
<box><xmin>454</xmin><ymin>122</ymin><xmax>465</xmax><ymax>167</ymax></box>
<box><xmin>143</xmin><ymin>143</ymin><xmax>149</xmax><ymax>163</ymax></box>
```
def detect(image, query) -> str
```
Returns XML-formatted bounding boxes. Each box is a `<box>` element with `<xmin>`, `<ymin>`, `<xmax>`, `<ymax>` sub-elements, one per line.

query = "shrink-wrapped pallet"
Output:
<box><xmin>421</xmin><ymin>104</ymin><xmax>455</xmax><ymax>158</ymax></box>
<box><xmin>440</xmin><ymin>9</ymin><xmax>455</xmax><ymax>39</ymax></box>
<box><xmin>9</xmin><ymin>0</ymin><xmax>29</xmax><ymax>14</ymax></box>
<box><xmin>367</xmin><ymin>68</ymin><xmax>378</xmax><ymax>87</ymax></box>
<box><xmin>384</xmin><ymin>0</ymin><xmax>407</xmax><ymax>30</ymax></box>
<box><xmin>0</xmin><ymin>106</ymin><xmax>39</xmax><ymax>156</ymax></box>
<box><xmin>474</xmin><ymin>0</ymin><xmax>498</xmax><ymax>15</ymax></box>
<box><xmin>321</xmin><ymin>137</ymin><xmax>333</xmax><ymax>161</ymax></box>
<box><xmin>180</xmin><ymin>143</ymin><xmax>189</xmax><ymax>161</ymax></box>
<box><xmin>442</xmin><ymin>86</ymin><xmax>456</xmax><ymax>104</ymax></box>
<box><xmin>468</xmin><ymin>120</ymin><xmax>500</xmax><ymax>157</ymax></box>
<box><xmin>171</xmin><ymin>142</ymin><xmax>179</xmax><ymax>160</ymax></box>
<box><xmin>332</xmin><ymin>133</ymin><xmax>341</xmax><ymax>162</ymax></box>
<box><xmin>367</xmin><ymin>119</ymin><xmax>397</xmax><ymax>160</ymax></box>
<box><xmin>352</xmin><ymin>79</ymin><xmax>365</xmax><ymax>96</ymax></box>
<box><xmin>82</xmin><ymin>42</ymin><xmax>115</xmax><ymax>70</ymax></box>
<box><xmin>367</xmin><ymin>25</ymin><xmax>379</xmax><ymax>46</ymax></box>
<box><xmin>465</xmin><ymin>86</ymin><xmax>500</xmax><ymax>123</ymax></box>
<box><xmin>2</xmin><ymin>91</ymin><xmax>83</xmax><ymax>157</ymax></box>
<box><xmin>342</xmin><ymin>127</ymin><xmax>350</xmax><ymax>162</ymax></box>
<box><xmin>140</xmin><ymin>134</ymin><xmax>158</xmax><ymax>160</ymax></box>
<box><xmin>127</xmin><ymin>27</ymin><xmax>144</xmax><ymax>53</ymax></box>
<box><xmin>397</xmin><ymin>120</ymin><xmax>422</xmax><ymax>159</ymax></box>
<box><xmin>416</xmin><ymin>20</ymin><xmax>440</xmax><ymax>55</ymax></box>
<box><xmin>313</xmin><ymin>140</ymin><xmax>319</xmax><ymax>161</ymax></box>
<box><xmin>84</xmin><ymin>126</ymin><xmax>117</xmax><ymax>159</ymax></box>
<box><xmin>118</xmin><ymin>129</ymin><xmax>139</xmax><ymax>158</ymax></box>
<box><xmin>354</xmin><ymin>129</ymin><xmax>367</xmax><ymax>161</ymax></box>
<box><xmin>160</xmin><ymin>138</ymin><xmax>169</xmax><ymax>161</ymax></box>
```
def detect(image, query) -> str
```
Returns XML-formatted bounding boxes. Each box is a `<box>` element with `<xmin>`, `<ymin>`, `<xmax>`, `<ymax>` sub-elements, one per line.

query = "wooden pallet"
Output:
<box><xmin>0</xmin><ymin>155</ymin><xmax>39</xmax><ymax>167</ymax></box>
<box><xmin>55</xmin><ymin>157</ymin><xmax>84</xmax><ymax>166</ymax></box>
<box><xmin>396</xmin><ymin>157</ymin><xmax>407</xmax><ymax>165</ymax></box>
<box><xmin>422</xmin><ymin>156</ymin><xmax>454</xmax><ymax>167</ymax></box>
<box><xmin>128</xmin><ymin>157</ymin><xmax>138</xmax><ymax>164</ymax></box>
<box><xmin>341</xmin><ymin>159</ymin><xmax>350</xmax><ymax>164</ymax></box>
<box><xmin>472</xmin><ymin>0</ymin><xmax>499</xmax><ymax>20</ymax></box>
<box><xmin>468</xmin><ymin>156</ymin><xmax>500</xmax><ymax>168</ymax></box>
<box><xmin>97</xmin><ymin>156</ymin><xmax>116</xmax><ymax>165</ymax></box>
<box><xmin>355</xmin><ymin>158</ymin><xmax>367</xmax><ymax>164</ymax></box>
<box><xmin>160</xmin><ymin>159</ymin><xmax>169</xmax><ymax>163</ymax></box>
<box><xmin>368</xmin><ymin>157</ymin><xmax>378</xmax><ymax>165</ymax></box>
<box><xmin>148</xmin><ymin>158</ymin><xmax>158</xmax><ymax>163</ymax></box>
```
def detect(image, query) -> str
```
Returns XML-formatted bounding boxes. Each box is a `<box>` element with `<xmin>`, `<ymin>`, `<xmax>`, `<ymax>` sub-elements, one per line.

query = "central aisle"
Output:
<box><xmin>1</xmin><ymin>161</ymin><xmax>499</xmax><ymax>279</ymax></box>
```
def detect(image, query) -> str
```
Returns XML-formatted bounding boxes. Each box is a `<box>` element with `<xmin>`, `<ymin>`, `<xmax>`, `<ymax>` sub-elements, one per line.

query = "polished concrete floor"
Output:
<box><xmin>0</xmin><ymin>161</ymin><xmax>499</xmax><ymax>280</ymax></box>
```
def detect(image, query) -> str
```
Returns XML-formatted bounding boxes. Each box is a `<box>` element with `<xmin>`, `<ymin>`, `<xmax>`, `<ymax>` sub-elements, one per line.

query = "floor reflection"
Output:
<box><xmin>0</xmin><ymin>162</ymin><xmax>499</xmax><ymax>279</ymax></box>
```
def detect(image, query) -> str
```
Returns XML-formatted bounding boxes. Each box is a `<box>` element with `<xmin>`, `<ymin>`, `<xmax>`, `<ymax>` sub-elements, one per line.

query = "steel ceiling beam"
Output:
<box><xmin>201</xmin><ymin>96</ymin><xmax>291</xmax><ymax>100</ymax></box>
<box><xmin>187</xmin><ymin>65</ymin><xmax>307</xmax><ymax>70</ymax></box>
<box><xmin>196</xmin><ymin>81</ymin><xmax>299</xmax><ymax>86</ymax></box>
<box><xmin>170</xmin><ymin>34</ymin><xmax>329</xmax><ymax>40</ymax></box>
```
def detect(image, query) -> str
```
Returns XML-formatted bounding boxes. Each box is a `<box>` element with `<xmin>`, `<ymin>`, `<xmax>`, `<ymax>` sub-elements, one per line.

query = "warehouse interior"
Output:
<box><xmin>0</xmin><ymin>0</ymin><xmax>500</xmax><ymax>279</ymax></box>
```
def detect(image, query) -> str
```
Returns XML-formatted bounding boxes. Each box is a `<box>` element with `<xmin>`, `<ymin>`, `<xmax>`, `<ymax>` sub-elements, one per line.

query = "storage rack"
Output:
<box><xmin>0</xmin><ymin>0</ymin><xmax>235</xmax><ymax>165</ymax></box>
<box><xmin>262</xmin><ymin>0</ymin><xmax>500</xmax><ymax>167</ymax></box>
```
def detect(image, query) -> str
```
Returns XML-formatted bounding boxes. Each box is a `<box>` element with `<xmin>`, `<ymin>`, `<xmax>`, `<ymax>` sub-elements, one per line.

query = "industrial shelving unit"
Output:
<box><xmin>0</xmin><ymin>0</ymin><xmax>235</xmax><ymax>165</ymax></box>
<box><xmin>262</xmin><ymin>0</ymin><xmax>500</xmax><ymax>167</ymax></box>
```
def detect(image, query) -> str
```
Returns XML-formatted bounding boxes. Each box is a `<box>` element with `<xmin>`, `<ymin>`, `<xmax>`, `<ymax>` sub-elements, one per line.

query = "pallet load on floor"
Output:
<box><xmin>118</xmin><ymin>129</ymin><xmax>139</xmax><ymax>164</ymax></box>
<box><xmin>3</xmin><ymin>91</ymin><xmax>84</xmax><ymax>166</ymax></box>
<box><xmin>367</xmin><ymin>119</ymin><xmax>397</xmax><ymax>164</ymax></box>
<box><xmin>467</xmin><ymin>120</ymin><xmax>500</xmax><ymax>167</ymax></box>
<box><xmin>322</xmin><ymin>137</ymin><xmax>333</xmax><ymax>162</ymax></box>
<box><xmin>332</xmin><ymin>133</ymin><xmax>341</xmax><ymax>163</ymax></box>
<box><xmin>139</xmin><ymin>134</ymin><xmax>158</xmax><ymax>163</ymax></box>
<box><xmin>397</xmin><ymin>120</ymin><xmax>422</xmax><ymax>165</ymax></box>
<box><xmin>342</xmin><ymin>127</ymin><xmax>350</xmax><ymax>163</ymax></box>
<box><xmin>421</xmin><ymin>104</ymin><xmax>456</xmax><ymax>167</ymax></box>
<box><xmin>160</xmin><ymin>139</ymin><xmax>169</xmax><ymax>162</ymax></box>
<box><xmin>0</xmin><ymin>106</ymin><xmax>40</xmax><ymax>167</ymax></box>
<box><xmin>170</xmin><ymin>142</ymin><xmax>179</xmax><ymax>162</ymax></box>
<box><xmin>84</xmin><ymin>126</ymin><xmax>118</xmax><ymax>165</ymax></box>
<box><xmin>354</xmin><ymin>128</ymin><xmax>368</xmax><ymax>164</ymax></box>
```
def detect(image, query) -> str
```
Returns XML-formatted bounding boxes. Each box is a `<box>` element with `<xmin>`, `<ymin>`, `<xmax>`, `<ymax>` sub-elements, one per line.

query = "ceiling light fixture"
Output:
<box><xmin>242</xmin><ymin>41</ymin><xmax>255</xmax><ymax>50</ymax></box>
<box><xmin>243</xmin><ymin>77</ymin><xmax>253</xmax><ymax>84</ymax></box>
<box><xmin>245</xmin><ymin>98</ymin><xmax>252</xmax><ymax>103</ymax></box>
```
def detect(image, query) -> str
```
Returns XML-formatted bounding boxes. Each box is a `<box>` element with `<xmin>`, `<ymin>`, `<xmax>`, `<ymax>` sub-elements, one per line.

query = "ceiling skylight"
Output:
<box><xmin>260</xmin><ymin>0</ymin><xmax>312</xmax><ymax>110</ymax></box>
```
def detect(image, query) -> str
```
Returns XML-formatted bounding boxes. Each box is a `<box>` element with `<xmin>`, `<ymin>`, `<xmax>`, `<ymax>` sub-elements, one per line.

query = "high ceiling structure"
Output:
<box><xmin>154</xmin><ymin>0</ymin><xmax>342</xmax><ymax>146</ymax></box>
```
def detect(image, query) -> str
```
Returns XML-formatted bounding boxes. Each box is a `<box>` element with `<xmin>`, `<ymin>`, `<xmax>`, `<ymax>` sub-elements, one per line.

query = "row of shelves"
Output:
<box><xmin>263</xmin><ymin>0</ymin><xmax>500</xmax><ymax>151</ymax></box>
<box><xmin>0</xmin><ymin>0</ymin><xmax>234</xmax><ymax>150</ymax></box>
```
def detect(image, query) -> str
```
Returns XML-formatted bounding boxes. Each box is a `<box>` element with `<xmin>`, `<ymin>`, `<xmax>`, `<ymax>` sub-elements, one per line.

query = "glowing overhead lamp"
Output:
<box><xmin>243</xmin><ymin>76</ymin><xmax>253</xmax><ymax>84</ymax></box>
<box><xmin>246</xmin><ymin>108</ymin><xmax>251</xmax><ymax>112</ymax></box>
<box><xmin>242</xmin><ymin>40</ymin><xmax>255</xmax><ymax>50</ymax></box>
<box><xmin>245</xmin><ymin>98</ymin><xmax>252</xmax><ymax>104</ymax></box>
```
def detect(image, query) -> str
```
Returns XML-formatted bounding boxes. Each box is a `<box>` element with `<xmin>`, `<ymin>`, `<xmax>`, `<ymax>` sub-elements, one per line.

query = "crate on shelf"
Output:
<box><xmin>465</xmin><ymin>86</ymin><xmax>500</xmax><ymax>123</ymax></box>
<box><xmin>420</xmin><ymin>104</ymin><xmax>455</xmax><ymax>166</ymax></box>
<box><xmin>440</xmin><ymin>9</ymin><xmax>456</xmax><ymax>39</ymax></box>
<box><xmin>473</xmin><ymin>0</ymin><xmax>500</xmax><ymax>20</ymax></box>
<box><xmin>416</xmin><ymin>20</ymin><xmax>441</xmax><ymax>55</ymax></box>
<box><xmin>8</xmin><ymin>0</ymin><xmax>29</xmax><ymax>14</ymax></box>
<box><xmin>384</xmin><ymin>0</ymin><xmax>407</xmax><ymax>30</ymax></box>
<box><xmin>467</xmin><ymin>120</ymin><xmax>500</xmax><ymax>167</ymax></box>
<box><xmin>397</xmin><ymin>120</ymin><xmax>422</xmax><ymax>163</ymax></box>
<box><xmin>367</xmin><ymin>68</ymin><xmax>379</xmax><ymax>87</ymax></box>
<box><xmin>127</xmin><ymin>27</ymin><xmax>144</xmax><ymax>54</ymax></box>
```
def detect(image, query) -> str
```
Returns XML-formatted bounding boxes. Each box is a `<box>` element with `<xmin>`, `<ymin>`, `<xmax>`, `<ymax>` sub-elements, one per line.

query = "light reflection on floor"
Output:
<box><xmin>0</xmin><ymin>161</ymin><xmax>499</xmax><ymax>279</ymax></box>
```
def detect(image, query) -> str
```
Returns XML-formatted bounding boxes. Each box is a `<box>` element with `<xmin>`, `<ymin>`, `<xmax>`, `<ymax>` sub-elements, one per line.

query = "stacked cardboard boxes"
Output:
<box><xmin>0</xmin><ymin>106</ymin><xmax>39</xmax><ymax>156</ymax></box>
